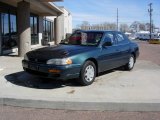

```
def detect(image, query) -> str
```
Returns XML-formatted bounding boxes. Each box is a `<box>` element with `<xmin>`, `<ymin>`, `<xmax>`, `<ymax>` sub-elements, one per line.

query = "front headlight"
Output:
<box><xmin>24</xmin><ymin>54</ymin><xmax>29</xmax><ymax>61</ymax></box>
<box><xmin>46</xmin><ymin>58</ymin><xmax>72</xmax><ymax>65</ymax></box>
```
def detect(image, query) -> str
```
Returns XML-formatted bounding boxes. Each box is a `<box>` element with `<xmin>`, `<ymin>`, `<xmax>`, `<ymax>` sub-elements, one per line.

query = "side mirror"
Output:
<box><xmin>102</xmin><ymin>37</ymin><xmax>113</xmax><ymax>47</ymax></box>
<box><xmin>61</xmin><ymin>39</ymin><xmax>64</xmax><ymax>42</ymax></box>
<box><xmin>102</xmin><ymin>41</ymin><xmax>112</xmax><ymax>47</ymax></box>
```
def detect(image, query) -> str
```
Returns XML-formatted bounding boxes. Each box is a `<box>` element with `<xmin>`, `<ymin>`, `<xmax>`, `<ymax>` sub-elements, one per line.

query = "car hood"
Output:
<box><xmin>27</xmin><ymin>45</ymin><xmax>96</xmax><ymax>62</ymax></box>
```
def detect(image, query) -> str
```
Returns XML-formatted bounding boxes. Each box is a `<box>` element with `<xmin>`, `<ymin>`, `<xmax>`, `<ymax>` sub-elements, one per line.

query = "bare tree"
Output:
<box><xmin>81</xmin><ymin>21</ymin><xmax>90</xmax><ymax>30</ymax></box>
<box><xmin>129</xmin><ymin>21</ymin><xmax>156</xmax><ymax>32</ymax></box>
<box><xmin>79</xmin><ymin>22</ymin><xmax>117</xmax><ymax>31</ymax></box>
<box><xmin>120</xmin><ymin>24</ymin><xmax>129</xmax><ymax>32</ymax></box>
<box><xmin>139</xmin><ymin>23</ymin><xmax>146</xmax><ymax>31</ymax></box>
<box><xmin>130</xmin><ymin>21</ymin><xmax>140</xmax><ymax>32</ymax></box>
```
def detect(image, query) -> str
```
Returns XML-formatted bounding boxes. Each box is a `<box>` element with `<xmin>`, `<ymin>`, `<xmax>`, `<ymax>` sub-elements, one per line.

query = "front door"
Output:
<box><xmin>98</xmin><ymin>32</ymin><xmax>120</xmax><ymax>72</ymax></box>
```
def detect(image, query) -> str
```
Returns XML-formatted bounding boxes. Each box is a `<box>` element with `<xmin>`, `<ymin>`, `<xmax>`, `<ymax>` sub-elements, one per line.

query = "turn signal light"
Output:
<box><xmin>48</xmin><ymin>69</ymin><xmax>61</xmax><ymax>73</ymax></box>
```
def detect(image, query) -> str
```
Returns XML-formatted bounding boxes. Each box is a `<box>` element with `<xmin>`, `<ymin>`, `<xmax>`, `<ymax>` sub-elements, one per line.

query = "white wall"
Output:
<box><xmin>39</xmin><ymin>7</ymin><xmax>72</xmax><ymax>44</ymax></box>
<box><xmin>57</xmin><ymin>7</ymin><xmax>72</xmax><ymax>40</ymax></box>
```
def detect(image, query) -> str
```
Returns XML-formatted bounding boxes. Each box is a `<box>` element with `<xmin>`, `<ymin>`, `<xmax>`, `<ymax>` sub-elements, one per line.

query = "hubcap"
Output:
<box><xmin>84</xmin><ymin>65</ymin><xmax>95</xmax><ymax>82</ymax></box>
<box><xmin>129</xmin><ymin>56</ymin><xmax>134</xmax><ymax>69</ymax></box>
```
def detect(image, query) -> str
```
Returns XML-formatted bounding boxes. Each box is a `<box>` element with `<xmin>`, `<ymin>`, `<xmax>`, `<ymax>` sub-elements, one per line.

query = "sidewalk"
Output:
<box><xmin>0</xmin><ymin>56</ymin><xmax>160</xmax><ymax>111</ymax></box>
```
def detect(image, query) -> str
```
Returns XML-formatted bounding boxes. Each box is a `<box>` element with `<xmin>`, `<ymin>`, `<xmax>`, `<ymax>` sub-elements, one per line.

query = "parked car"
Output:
<box><xmin>22</xmin><ymin>30</ymin><xmax>139</xmax><ymax>86</ymax></box>
<box><xmin>135</xmin><ymin>31</ymin><xmax>158</xmax><ymax>41</ymax></box>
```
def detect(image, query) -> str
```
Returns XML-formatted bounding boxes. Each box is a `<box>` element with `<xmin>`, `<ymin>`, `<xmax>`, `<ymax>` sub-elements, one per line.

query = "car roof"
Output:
<box><xmin>75</xmin><ymin>30</ymin><xmax>120</xmax><ymax>33</ymax></box>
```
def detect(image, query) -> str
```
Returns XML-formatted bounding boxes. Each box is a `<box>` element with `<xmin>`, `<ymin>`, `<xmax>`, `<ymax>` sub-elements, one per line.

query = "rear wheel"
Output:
<box><xmin>124</xmin><ymin>54</ymin><xmax>135</xmax><ymax>71</ymax></box>
<box><xmin>79</xmin><ymin>61</ymin><xmax>96</xmax><ymax>86</ymax></box>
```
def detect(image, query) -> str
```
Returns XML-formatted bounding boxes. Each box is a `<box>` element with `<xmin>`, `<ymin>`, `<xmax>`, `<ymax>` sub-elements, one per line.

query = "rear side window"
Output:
<box><xmin>116</xmin><ymin>33</ymin><xmax>125</xmax><ymax>43</ymax></box>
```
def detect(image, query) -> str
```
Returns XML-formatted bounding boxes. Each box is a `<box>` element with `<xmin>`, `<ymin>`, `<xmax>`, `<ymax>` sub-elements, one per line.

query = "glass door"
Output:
<box><xmin>1</xmin><ymin>12</ymin><xmax>17</xmax><ymax>51</ymax></box>
<box><xmin>30</xmin><ymin>15</ymin><xmax>39</xmax><ymax>45</ymax></box>
<box><xmin>10</xmin><ymin>14</ymin><xmax>17</xmax><ymax>48</ymax></box>
<box><xmin>43</xmin><ymin>18</ymin><xmax>54</xmax><ymax>42</ymax></box>
<box><xmin>1</xmin><ymin>13</ymin><xmax>9</xmax><ymax>50</ymax></box>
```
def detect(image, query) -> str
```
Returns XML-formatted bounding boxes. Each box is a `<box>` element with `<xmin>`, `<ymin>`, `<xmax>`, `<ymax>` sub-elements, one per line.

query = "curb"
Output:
<box><xmin>1</xmin><ymin>98</ymin><xmax>160</xmax><ymax>111</ymax></box>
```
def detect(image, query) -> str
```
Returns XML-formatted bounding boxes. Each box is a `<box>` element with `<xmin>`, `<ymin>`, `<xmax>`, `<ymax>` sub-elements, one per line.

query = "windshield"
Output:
<box><xmin>60</xmin><ymin>31</ymin><xmax>104</xmax><ymax>46</ymax></box>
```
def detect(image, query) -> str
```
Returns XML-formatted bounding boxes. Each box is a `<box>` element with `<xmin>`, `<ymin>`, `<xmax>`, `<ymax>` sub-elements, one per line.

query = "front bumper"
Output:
<box><xmin>22</xmin><ymin>60</ymin><xmax>81</xmax><ymax>80</ymax></box>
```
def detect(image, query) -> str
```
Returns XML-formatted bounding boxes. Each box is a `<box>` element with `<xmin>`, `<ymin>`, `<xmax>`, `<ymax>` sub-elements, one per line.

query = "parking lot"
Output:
<box><xmin>137</xmin><ymin>40</ymin><xmax>160</xmax><ymax>65</ymax></box>
<box><xmin>0</xmin><ymin>40</ymin><xmax>160</xmax><ymax>111</ymax></box>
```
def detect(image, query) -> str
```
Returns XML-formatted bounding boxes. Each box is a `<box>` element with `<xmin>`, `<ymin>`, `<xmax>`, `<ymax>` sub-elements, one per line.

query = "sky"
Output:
<box><xmin>55</xmin><ymin>0</ymin><xmax>160</xmax><ymax>29</ymax></box>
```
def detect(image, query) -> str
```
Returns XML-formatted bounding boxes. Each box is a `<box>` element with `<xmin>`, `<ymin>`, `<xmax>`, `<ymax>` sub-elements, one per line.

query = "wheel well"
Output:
<box><xmin>86</xmin><ymin>58</ymin><xmax>98</xmax><ymax>76</ymax></box>
<box><xmin>131</xmin><ymin>52</ymin><xmax>136</xmax><ymax>62</ymax></box>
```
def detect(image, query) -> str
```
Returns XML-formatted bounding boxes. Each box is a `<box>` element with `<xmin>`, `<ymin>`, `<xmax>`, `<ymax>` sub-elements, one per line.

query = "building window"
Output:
<box><xmin>1</xmin><ymin>13</ymin><xmax>17</xmax><ymax>50</ymax></box>
<box><xmin>43</xmin><ymin>18</ymin><xmax>54</xmax><ymax>42</ymax></box>
<box><xmin>30</xmin><ymin>15</ymin><xmax>39</xmax><ymax>45</ymax></box>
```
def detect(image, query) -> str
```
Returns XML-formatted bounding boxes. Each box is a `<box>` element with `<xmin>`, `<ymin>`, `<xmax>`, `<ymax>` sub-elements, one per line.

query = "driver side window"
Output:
<box><xmin>104</xmin><ymin>33</ymin><xmax>114</xmax><ymax>44</ymax></box>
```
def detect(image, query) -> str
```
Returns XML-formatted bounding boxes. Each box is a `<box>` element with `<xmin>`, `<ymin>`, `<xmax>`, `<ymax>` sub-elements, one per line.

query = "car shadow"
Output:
<box><xmin>5</xmin><ymin>71</ymin><xmax>81</xmax><ymax>89</ymax></box>
<box><xmin>5</xmin><ymin>67</ymin><xmax>125</xmax><ymax>89</ymax></box>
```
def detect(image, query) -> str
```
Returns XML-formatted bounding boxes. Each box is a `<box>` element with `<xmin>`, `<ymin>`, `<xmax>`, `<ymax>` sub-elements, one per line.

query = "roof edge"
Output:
<box><xmin>48</xmin><ymin>2</ymin><xmax>64</xmax><ymax>14</ymax></box>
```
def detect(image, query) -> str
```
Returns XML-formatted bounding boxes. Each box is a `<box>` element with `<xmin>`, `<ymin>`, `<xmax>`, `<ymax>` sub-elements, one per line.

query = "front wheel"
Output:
<box><xmin>79</xmin><ymin>61</ymin><xmax>96</xmax><ymax>86</ymax></box>
<box><xmin>124</xmin><ymin>54</ymin><xmax>135</xmax><ymax>71</ymax></box>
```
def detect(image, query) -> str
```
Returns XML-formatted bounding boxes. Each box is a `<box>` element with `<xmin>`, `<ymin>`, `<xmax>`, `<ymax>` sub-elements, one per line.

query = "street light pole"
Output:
<box><xmin>148</xmin><ymin>3</ymin><xmax>153</xmax><ymax>40</ymax></box>
<box><xmin>117</xmin><ymin>8</ymin><xmax>119</xmax><ymax>31</ymax></box>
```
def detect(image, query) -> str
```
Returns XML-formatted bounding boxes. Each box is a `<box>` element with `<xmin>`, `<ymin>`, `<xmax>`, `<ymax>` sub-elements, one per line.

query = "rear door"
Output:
<box><xmin>114</xmin><ymin>32</ymin><xmax>130</xmax><ymax>66</ymax></box>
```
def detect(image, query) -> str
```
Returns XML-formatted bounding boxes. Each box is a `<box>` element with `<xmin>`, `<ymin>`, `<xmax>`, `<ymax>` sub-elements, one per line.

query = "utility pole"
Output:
<box><xmin>148</xmin><ymin>3</ymin><xmax>153</xmax><ymax>40</ymax></box>
<box><xmin>152</xmin><ymin>20</ymin><xmax>154</xmax><ymax>33</ymax></box>
<box><xmin>117</xmin><ymin>8</ymin><xmax>119</xmax><ymax>31</ymax></box>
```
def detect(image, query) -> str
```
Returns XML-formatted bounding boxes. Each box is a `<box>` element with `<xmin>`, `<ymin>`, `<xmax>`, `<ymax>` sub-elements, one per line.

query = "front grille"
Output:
<box><xmin>29</xmin><ymin>58</ymin><xmax>47</xmax><ymax>64</ymax></box>
<box><xmin>25</xmin><ymin>68</ymin><xmax>48</xmax><ymax>76</ymax></box>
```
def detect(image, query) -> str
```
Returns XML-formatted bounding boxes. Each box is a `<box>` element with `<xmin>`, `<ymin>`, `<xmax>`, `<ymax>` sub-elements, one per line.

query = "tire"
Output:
<box><xmin>79</xmin><ymin>61</ymin><xmax>96</xmax><ymax>86</ymax></box>
<box><xmin>124</xmin><ymin>54</ymin><xmax>135</xmax><ymax>71</ymax></box>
